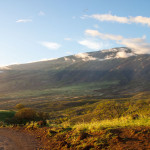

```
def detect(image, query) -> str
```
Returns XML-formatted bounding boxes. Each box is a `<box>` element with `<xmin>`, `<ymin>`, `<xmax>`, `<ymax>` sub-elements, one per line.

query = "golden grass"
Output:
<box><xmin>73</xmin><ymin>116</ymin><xmax>150</xmax><ymax>132</ymax></box>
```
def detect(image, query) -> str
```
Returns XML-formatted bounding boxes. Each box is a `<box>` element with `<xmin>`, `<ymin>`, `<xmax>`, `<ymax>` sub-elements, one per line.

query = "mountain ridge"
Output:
<box><xmin>0</xmin><ymin>47</ymin><xmax>150</xmax><ymax>95</ymax></box>
<box><xmin>0</xmin><ymin>47</ymin><xmax>139</xmax><ymax>71</ymax></box>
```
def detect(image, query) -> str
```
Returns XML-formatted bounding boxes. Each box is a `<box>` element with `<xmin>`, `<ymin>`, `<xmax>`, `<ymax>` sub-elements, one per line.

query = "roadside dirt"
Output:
<box><xmin>0</xmin><ymin>126</ymin><xmax>150</xmax><ymax>150</ymax></box>
<box><xmin>0</xmin><ymin>128</ymin><xmax>41</xmax><ymax>150</ymax></box>
<box><xmin>109</xmin><ymin>127</ymin><xmax>150</xmax><ymax>150</ymax></box>
<box><xmin>35</xmin><ymin>126</ymin><xmax>150</xmax><ymax>150</ymax></box>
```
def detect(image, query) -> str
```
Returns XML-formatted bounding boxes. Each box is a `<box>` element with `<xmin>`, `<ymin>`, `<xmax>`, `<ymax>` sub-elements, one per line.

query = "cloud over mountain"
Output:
<box><xmin>85</xmin><ymin>29</ymin><xmax>150</xmax><ymax>54</ymax></box>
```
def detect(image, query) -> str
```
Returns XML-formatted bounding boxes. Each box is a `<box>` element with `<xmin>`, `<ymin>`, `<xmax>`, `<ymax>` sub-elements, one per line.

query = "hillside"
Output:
<box><xmin>0</xmin><ymin>47</ymin><xmax>150</xmax><ymax>111</ymax></box>
<box><xmin>0</xmin><ymin>47</ymin><xmax>150</xmax><ymax>93</ymax></box>
<box><xmin>1</xmin><ymin>47</ymin><xmax>150</xmax><ymax>149</ymax></box>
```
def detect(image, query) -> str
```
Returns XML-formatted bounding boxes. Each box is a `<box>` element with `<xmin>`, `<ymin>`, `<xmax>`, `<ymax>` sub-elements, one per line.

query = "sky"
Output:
<box><xmin>0</xmin><ymin>0</ymin><xmax>150</xmax><ymax>66</ymax></box>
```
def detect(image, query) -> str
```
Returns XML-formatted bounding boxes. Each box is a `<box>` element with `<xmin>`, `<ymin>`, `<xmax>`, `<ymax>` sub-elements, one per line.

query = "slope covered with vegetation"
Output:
<box><xmin>0</xmin><ymin>47</ymin><xmax>150</xmax><ymax>95</ymax></box>
<box><xmin>0</xmin><ymin>47</ymin><xmax>150</xmax><ymax>149</ymax></box>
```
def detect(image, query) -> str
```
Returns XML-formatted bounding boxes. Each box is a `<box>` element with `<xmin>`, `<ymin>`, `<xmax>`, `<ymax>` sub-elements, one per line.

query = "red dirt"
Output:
<box><xmin>1</xmin><ymin>126</ymin><xmax>150</xmax><ymax>150</ymax></box>
<box><xmin>0</xmin><ymin>128</ymin><xmax>42</xmax><ymax>150</ymax></box>
<box><xmin>109</xmin><ymin>127</ymin><xmax>150</xmax><ymax>150</ymax></box>
<box><xmin>32</xmin><ymin>126</ymin><xmax>150</xmax><ymax>150</ymax></box>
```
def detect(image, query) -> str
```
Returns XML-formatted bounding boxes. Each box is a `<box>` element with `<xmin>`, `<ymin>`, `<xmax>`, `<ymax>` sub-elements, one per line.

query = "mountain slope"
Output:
<box><xmin>0</xmin><ymin>47</ymin><xmax>150</xmax><ymax>94</ymax></box>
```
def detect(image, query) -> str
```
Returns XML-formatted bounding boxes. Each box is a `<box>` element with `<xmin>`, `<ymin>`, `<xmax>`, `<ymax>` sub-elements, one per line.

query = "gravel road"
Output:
<box><xmin>0</xmin><ymin>128</ymin><xmax>41</xmax><ymax>150</ymax></box>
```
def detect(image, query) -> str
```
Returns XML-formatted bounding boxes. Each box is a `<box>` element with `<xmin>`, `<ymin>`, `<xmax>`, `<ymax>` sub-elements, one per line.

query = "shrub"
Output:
<box><xmin>37</xmin><ymin>112</ymin><xmax>49</xmax><ymax>120</ymax></box>
<box><xmin>26</xmin><ymin>121</ymin><xmax>39</xmax><ymax>129</ymax></box>
<box><xmin>15</xmin><ymin>104</ymin><xmax>25</xmax><ymax>110</ymax></box>
<box><xmin>94</xmin><ymin>101</ymin><xmax>126</xmax><ymax>120</ymax></box>
<box><xmin>15</xmin><ymin>108</ymin><xmax>37</xmax><ymax>123</ymax></box>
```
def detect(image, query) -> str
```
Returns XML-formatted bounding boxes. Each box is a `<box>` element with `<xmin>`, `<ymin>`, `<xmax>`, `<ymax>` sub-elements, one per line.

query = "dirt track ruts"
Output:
<box><xmin>0</xmin><ymin>128</ymin><xmax>41</xmax><ymax>150</ymax></box>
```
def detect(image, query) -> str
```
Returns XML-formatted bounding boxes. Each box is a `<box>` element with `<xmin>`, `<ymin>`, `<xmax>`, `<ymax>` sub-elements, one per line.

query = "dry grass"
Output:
<box><xmin>73</xmin><ymin>116</ymin><xmax>150</xmax><ymax>132</ymax></box>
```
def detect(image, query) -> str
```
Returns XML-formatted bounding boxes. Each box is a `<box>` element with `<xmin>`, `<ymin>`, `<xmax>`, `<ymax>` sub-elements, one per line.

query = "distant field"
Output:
<box><xmin>0</xmin><ymin>81</ymin><xmax>119</xmax><ymax>110</ymax></box>
<box><xmin>0</xmin><ymin>80</ymin><xmax>119</xmax><ymax>99</ymax></box>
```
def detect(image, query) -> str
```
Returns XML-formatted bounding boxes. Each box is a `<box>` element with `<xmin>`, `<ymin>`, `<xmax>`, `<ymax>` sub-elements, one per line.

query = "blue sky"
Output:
<box><xmin>0</xmin><ymin>0</ymin><xmax>150</xmax><ymax>66</ymax></box>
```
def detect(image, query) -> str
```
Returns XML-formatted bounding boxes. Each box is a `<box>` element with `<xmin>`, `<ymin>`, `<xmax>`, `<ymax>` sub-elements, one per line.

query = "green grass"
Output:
<box><xmin>0</xmin><ymin>80</ymin><xmax>119</xmax><ymax>99</ymax></box>
<box><xmin>73</xmin><ymin>116</ymin><xmax>150</xmax><ymax>132</ymax></box>
<box><xmin>0</xmin><ymin>80</ymin><xmax>119</xmax><ymax>111</ymax></box>
<box><xmin>0</xmin><ymin>110</ymin><xmax>15</xmax><ymax>122</ymax></box>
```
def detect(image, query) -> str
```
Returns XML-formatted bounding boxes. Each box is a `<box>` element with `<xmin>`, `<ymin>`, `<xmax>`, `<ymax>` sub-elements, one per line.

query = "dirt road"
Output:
<box><xmin>0</xmin><ymin>128</ymin><xmax>41</xmax><ymax>150</ymax></box>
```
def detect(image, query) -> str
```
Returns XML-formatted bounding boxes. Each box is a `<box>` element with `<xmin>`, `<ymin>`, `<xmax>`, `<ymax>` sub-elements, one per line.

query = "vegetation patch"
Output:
<box><xmin>21</xmin><ymin>117</ymin><xmax>150</xmax><ymax>150</ymax></box>
<box><xmin>0</xmin><ymin>110</ymin><xmax>15</xmax><ymax>122</ymax></box>
<box><xmin>0</xmin><ymin>91</ymin><xmax>150</xmax><ymax>149</ymax></box>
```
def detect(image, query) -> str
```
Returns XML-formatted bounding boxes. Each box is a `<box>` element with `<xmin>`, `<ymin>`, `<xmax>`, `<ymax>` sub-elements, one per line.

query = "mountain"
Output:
<box><xmin>0</xmin><ymin>47</ymin><xmax>150</xmax><ymax>95</ymax></box>
<box><xmin>1</xmin><ymin>48</ymin><xmax>150</xmax><ymax>150</ymax></box>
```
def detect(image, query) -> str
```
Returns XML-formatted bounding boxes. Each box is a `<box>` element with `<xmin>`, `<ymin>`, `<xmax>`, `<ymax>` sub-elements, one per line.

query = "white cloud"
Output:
<box><xmin>78</xmin><ymin>39</ymin><xmax>102</xmax><ymax>50</ymax></box>
<box><xmin>119</xmin><ymin>36</ymin><xmax>150</xmax><ymax>54</ymax></box>
<box><xmin>75</xmin><ymin>53</ymin><xmax>97</xmax><ymax>61</ymax></box>
<box><xmin>82</xmin><ymin>14</ymin><xmax>150</xmax><ymax>27</ymax></box>
<box><xmin>115</xmin><ymin>51</ymin><xmax>134</xmax><ymax>58</ymax></box>
<box><xmin>91</xmin><ymin>14</ymin><xmax>129</xmax><ymax>23</ymax></box>
<box><xmin>16</xmin><ymin>19</ymin><xmax>32</xmax><ymax>23</ymax></box>
<box><xmin>64</xmin><ymin>57</ymin><xmax>70</xmax><ymax>61</ymax></box>
<box><xmin>85</xmin><ymin>29</ymin><xmax>150</xmax><ymax>54</ymax></box>
<box><xmin>104</xmin><ymin>50</ymin><xmax>135</xmax><ymax>60</ymax></box>
<box><xmin>85</xmin><ymin>29</ymin><xmax>123</xmax><ymax>41</ymax></box>
<box><xmin>39</xmin><ymin>58</ymin><xmax>57</xmax><ymax>61</ymax></box>
<box><xmin>64</xmin><ymin>38</ymin><xmax>72</xmax><ymax>41</ymax></box>
<box><xmin>85</xmin><ymin>29</ymin><xmax>101</xmax><ymax>37</ymax></box>
<box><xmin>130</xmin><ymin>16</ymin><xmax>150</xmax><ymax>26</ymax></box>
<box><xmin>38</xmin><ymin>11</ymin><xmax>45</xmax><ymax>16</ymax></box>
<box><xmin>24</xmin><ymin>58</ymin><xmax>58</xmax><ymax>64</ymax></box>
<box><xmin>40</xmin><ymin>41</ymin><xmax>61</xmax><ymax>50</ymax></box>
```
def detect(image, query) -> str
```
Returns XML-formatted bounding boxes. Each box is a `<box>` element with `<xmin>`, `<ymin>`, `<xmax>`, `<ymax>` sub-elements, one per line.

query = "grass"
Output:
<box><xmin>0</xmin><ymin>80</ymin><xmax>118</xmax><ymax>99</ymax></box>
<box><xmin>73</xmin><ymin>116</ymin><xmax>150</xmax><ymax>132</ymax></box>
<box><xmin>29</xmin><ymin>115</ymin><xmax>150</xmax><ymax>149</ymax></box>
<box><xmin>0</xmin><ymin>110</ymin><xmax>150</xmax><ymax>149</ymax></box>
<box><xmin>0</xmin><ymin>80</ymin><xmax>119</xmax><ymax>111</ymax></box>
<box><xmin>0</xmin><ymin>110</ymin><xmax>15</xmax><ymax>122</ymax></box>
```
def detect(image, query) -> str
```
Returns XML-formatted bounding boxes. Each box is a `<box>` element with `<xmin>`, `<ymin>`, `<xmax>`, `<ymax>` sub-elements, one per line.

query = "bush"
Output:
<box><xmin>15</xmin><ymin>104</ymin><xmax>25</xmax><ymax>110</ymax></box>
<box><xmin>37</xmin><ymin>112</ymin><xmax>49</xmax><ymax>120</ymax></box>
<box><xmin>15</xmin><ymin>108</ymin><xmax>37</xmax><ymax>123</ymax></box>
<box><xmin>94</xmin><ymin>101</ymin><xmax>126</xmax><ymax>120</ymax></box>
